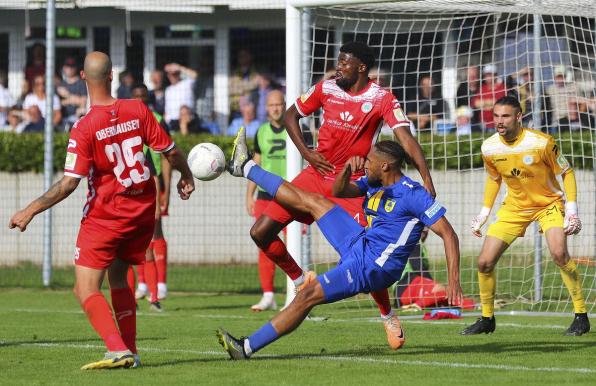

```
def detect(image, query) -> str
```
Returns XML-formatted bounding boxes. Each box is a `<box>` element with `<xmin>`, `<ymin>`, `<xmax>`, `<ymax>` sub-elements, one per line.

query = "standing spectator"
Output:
<box><xmin>194</xmin><ymin>57</ymin><xmax>215</xmax><ymax>123</ymax></box>
<box><xmin>22</xmin><ymin>105</ymin><xmax>45</xmax><ymax>133</ymax></box>
<box><xmin>148</xmin><ymin>69</ymin><xmax>166</xmax><ymax>116</ymax></box>
<box><xmin>227</xmin><ymin>96</ymin><xmax>261</xmax><ymax>137</ymax></box>
<box><xmin>246</xmin><ymin>90</ymin><xmax>287</xmax><ymax>312</ymax></box>
<box><xmin>24</xmin><ymin>43</ymin><xmax>45</xmax><ymax>92</ymax></box>
<box><xmin>163</xmin><ymin>63</ymin><xmax>196</xmax><ymax>125</ymax></box>
<box><xmin>22</xmin><ymin>75</ymin><xmax>61</xmax><ymax>127</ymax></box>
<box><xmin>169</xmin><ymin>105</ymin><xmax>206</xmax><ymax>135</ymax></box>
<box><xmin>229</xmin><ymin>48</ymin><xmax>258</xmax><ymax>120</ymax></box>
<box><xmin>56</xmin><ymin>57</ymin><xmax>87</xmax><ymax>130</ymax></box>
<box><xmin>546</xmin><ymin>65</ymin><xmax>577</xmax><ymax>127</ymax></box>
<box><xmin>0</xmin><ymin>71</ymin><xmax>13</xmax><ymax>125</ymax></box>
<box><xmin>556</xmin><ymin>98</ymin><xmax>594</xmax><ymax>132</ymax></box>
<box><xmin>1</xmin><ymin>107</ymin><xmax>26</xmax><ymax>133</ymax></box>
<box><xmin>406</xmin><ymin>75</ymin><xmax>447</xmax><ymax>131</ymax></box>
<box><xmin>471</xmin><ymin>64</ymin><xmax>506</xmax><ymax>130</ymax></box>
<box><xmin>250</xmin><ymin>72</ymin><xmax>279</xmax><ymax>124</ymax></box>
<box><xmin>456</xmin><ymin>66</ymin><xmax>481</xmax><ymax>125</ymax></box>
<box><xmin>117</xmin><ymin>70</ymin><xmax>134</xmax><ymax>99</ymax></box>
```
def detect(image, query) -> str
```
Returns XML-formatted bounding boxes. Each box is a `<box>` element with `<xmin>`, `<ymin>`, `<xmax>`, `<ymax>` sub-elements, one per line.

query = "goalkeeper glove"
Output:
<box><xmin>563</xmin><ymin>201</ymin><xmax>582</xmax><ymax>235</ymax></box>
<box><xmin>471</xmin><ymin>207</ymin><xmax>491</xmax><ymax>238</ymax></box>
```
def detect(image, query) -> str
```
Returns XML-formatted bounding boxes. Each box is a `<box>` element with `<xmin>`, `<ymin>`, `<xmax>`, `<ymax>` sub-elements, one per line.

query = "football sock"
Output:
<box><xmin>145</xmin><ymin>260</ymin><xmax>159</xmax><ymax>303</ymax></box>
<box><xmin>153</xmin><ymin>238</ymin><xmax>168</xmax><ymax>284</ymax></box>
<box><xmin>262</xmin><ymin>236</ymin><xmax>303</xmax><ymax>280</ymax></box>
<box><xmin>137</xmin><ymin>261</ymin><xmax>146</xmax><ymax>285</ymax></box>
<box><xmin>110</xmin><ymin>287</ymin><xmax>137</xmax><ymax>354</ymax></box>
<box><xmin>559</xmin><ymin>260</ymin><xmax>587</xmax><ymax>314</ymax></box>
<box><xmin>478</xmin><ymin>271</ymin><xmax>496</xmax><ymax>318</ymax></box>
<box><xmin>246</xmin><ymin>163</ymin><xmax>284</xmax><ymax>197</ymax></box>
<box><xmin>126</xmin><ymin>266</ymin><xmax>136</xmax><ymax>294</ymax></box>
<box><xmin>258</xmin><ymin>250</ymin><xmax>276</xmax><ymax>293</ymax></box>
<box><xmin>380</xmin><ymin>310</ymin><xmax>394</xmax><ymax>320</ymax></box>
<box><xmin>371</xmin><ymin>289</ymin><xmax>392</xmax><ymax>317</ymax></box>
<box><xmin>82</xmin><ymin>292</ymin><xmax>128</xmax><ymax>352</ymax></box>
<box><xmin>247</xmin><ymin>322</ymin><xmax>279</xmax><ymax>353</ymax></box>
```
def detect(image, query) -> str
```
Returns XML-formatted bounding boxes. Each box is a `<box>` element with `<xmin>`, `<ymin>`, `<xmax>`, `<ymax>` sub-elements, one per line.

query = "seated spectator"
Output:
<box><xmin>22</xmin><ymin>75</ymin><xmax>61</xmax><ymax>127</ymax></box>
<box><xmin>471</xmin><ymin>64</ymin><xmax>506</xmax><ymax>130</ymax></box>
<box><xmin>164</xmin><ymin>63</ymin><xmax>197</xmax><ymax>125</ymax></box>
<box><xmin>455</xmin><ymin>106</ymin><xmax>481</xmax><ymax>136</ymax></box>
<box><xmin>169</xmin><ymin>105</ymin><xmax>207</xmax><ymax>135</ymax></box>
<box><xmin>0</xmin><ymin>70</ymin><xmax>13</xmax><ymax>125</ymax></box>
<box><xmin>148</xmin><ymin>69</ymin><xmax>166</xmax><ymax>115</ymax></box>
<box><xmin>22</xmin><ymin>105</ymin><xmax>45</xmax><ymax>133</ymax></box>
<box><xmin>199</xmin><ymin>111</ymin><xmax>222</xmax><ymax>135</ymax></box>
<box><xmin>250</xmin><ymin>71</ymin><xmax>279</xmax><ymax>124</ymax></box>
<box><xmin>557</xmin><ymin>98</ymin><xmax>594</xmax><ymax>132</ymax></box>
<box><xmin>546</xmin><ymin>65</ymin><xmax>577</xmax><ymax>127</ymax></box>
<box><xmin>227</xmin><ymin>96</ymin><xmax>261</xmax><ymax>137</ymax></box>
<box><xmin>117</xmin><ymin>69</ymin><xmax>134</xmax><ymax>99</ymax></box>
<box><xmin>229</xmin><ymin>48</ymin><xmax>258</xmax><ymax>120</ymax></box>
<box><xmin>56</xmin><ymin>57</ymin><xmax>87</xmax><ymax>130</ymax></box>
<box><xmin>406</xmin><ymin>74</ymin><xmax>447</xmax><ymax>131</ymax></box>
<box><xmin>1</xmin><ymin>107</ymin><xmax>26</xmax><ymax>133</ymax></box>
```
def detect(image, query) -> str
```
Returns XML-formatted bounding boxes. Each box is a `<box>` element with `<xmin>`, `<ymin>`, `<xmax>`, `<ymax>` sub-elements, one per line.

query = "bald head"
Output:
<box><xmin>83</xmin><ymin>51</ymin><xmax>112</xmax><ymax>81</ymax></box>
<box><xmin>266</xmin><ymin>89</ymin><xmax>284</xmax><ymax>105</ymax></box>
<box><xmin>266</xmin><ymin>89</ymin><xmax>285</xmax><ymax>123</ymax></box>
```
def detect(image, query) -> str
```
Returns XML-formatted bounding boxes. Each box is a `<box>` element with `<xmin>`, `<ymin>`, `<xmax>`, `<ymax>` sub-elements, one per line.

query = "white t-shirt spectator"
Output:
<box><xmin>164</xmin><ymin>78</ymin><xmax>194</xmax><ymax>123</ymax></box>
<box><xmin>22</xmin><ymin>93</ymin><xmax>60</xmax><ymax>119</ymax></box>
<box><xmin>0</xmin><ymin>86</ymin><xmax>13</xmax><ymax>125</ymax></box>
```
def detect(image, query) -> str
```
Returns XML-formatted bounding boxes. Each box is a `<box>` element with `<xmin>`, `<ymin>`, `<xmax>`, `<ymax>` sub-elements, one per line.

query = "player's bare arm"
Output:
<box><xmin>428</xmin><ymin>216</ymin><xmax>463</xmax><ymax>306</ymax></box>
<box><xmin>159</xmin><ymin>155</ymin><xmax>172</xmax><ymax>213</ymax></box>
<box><xmin>284</xmin><ymin>105</ymin><xmax>334</xmax><ymax>175</ymax></box>
<box><xmin>9</xmin><ymin>175</ymin><xmax>80</xmax><ymax>232</ymax></box>
<box><xmin>332</xmin><ymin>156</ymin><xmax>366</xmax><ymax>198</ymax></box>
<box><xmin>393</xmin><ymin>126</ymin><xmax>436</xmax><ymax>197</ymax></box>
<box><xmin>162</xmin><ymin>146</ymin><xmax>195</xmax><ymax>200</ymax></box>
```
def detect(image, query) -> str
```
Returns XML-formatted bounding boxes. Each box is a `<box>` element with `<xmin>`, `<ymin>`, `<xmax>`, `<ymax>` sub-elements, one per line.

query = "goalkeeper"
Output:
<box><xmin>462</xmin><ymin>96</ymin><xmax>589</xmax><ymax>336</ymax></box>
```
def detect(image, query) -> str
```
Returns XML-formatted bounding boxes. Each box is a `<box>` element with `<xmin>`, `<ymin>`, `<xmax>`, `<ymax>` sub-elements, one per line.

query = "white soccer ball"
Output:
<box><xmin>187</xmin><ymin>143</ymin><xmax>226</xmax><ymax>181</ymax></box>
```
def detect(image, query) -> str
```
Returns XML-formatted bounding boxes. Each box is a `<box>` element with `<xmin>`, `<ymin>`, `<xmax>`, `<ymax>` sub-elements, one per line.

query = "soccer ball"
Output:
<box><xmin>187</xmin><ymin>143</ymin><xmax>226</xmax><ymax>181</ymax></box>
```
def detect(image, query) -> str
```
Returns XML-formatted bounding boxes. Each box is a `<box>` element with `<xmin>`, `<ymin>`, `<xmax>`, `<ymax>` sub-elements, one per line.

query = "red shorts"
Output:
<box><xmin>74</xmin><ymin>219</ymin><xmax>154</xmax><ymax>270</ymax></box>
<box><xmin>262</xmin><ymin>166</ymin><xmax>366</xmax><ymax>226</ymax></box>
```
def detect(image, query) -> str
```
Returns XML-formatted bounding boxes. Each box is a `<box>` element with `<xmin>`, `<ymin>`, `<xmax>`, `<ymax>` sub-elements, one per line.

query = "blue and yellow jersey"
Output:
<box><xmin>355</xmin><ymin>175</ymin><xmax>446</xmax><ymax>279</ymax></box>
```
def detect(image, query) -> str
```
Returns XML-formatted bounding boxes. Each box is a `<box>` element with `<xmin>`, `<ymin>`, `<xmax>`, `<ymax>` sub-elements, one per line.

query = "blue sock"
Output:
<box><xmin>247</xmin><ymin>165</ymin><xmax>284</xmax><ymax>197</ymax></box>
<box><xmin>247</xmin><ymin>322</ymin><xmax>279</xmax><ymax>353</ymax></box>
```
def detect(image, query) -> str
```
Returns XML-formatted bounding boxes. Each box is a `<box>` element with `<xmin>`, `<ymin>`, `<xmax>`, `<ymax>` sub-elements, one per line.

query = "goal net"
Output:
<box><xmin>292</xmin><ymin>0</ymin><xmax>596</xmax><ymax>315</ymax></box>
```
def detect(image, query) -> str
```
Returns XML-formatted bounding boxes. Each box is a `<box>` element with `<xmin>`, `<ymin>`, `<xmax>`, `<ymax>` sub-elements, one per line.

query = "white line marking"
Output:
<box><xmin>2</xmin><ymin>341</ymin><xmax>595</xmax><ymax>374</ymax></box>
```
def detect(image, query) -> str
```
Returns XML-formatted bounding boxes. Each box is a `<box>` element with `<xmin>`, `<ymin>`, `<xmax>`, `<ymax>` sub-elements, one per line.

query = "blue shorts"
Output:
<box><xmin>316</xmin><ymin>205</ymin><xmax>396</xmax><ymax>303</ymax></box>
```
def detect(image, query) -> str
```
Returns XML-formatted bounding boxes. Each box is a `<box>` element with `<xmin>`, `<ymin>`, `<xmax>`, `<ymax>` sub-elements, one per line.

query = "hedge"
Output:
<box><xmin>0</xmin><ymin>131</ymin><xmax>592</xmax><ymax>173</ymax></box>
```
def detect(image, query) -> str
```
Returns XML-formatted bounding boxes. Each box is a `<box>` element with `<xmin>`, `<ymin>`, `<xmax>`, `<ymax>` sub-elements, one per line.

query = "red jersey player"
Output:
<box><xmin>8</xmin><ymin>52</ymin><xmax>195</xmax><ymax>370</ymax></box>
<box><xmin>250</xmin><ymin>41</ymin><xmax>436</xmax><ymax>350</ymax></box>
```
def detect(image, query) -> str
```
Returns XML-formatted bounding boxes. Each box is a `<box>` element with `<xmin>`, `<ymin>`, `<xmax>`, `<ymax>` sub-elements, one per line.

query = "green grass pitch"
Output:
<box><xmin>1</xmin><ymin>288</ymin><xmax>595</xmax><ymax>385</ymax></box>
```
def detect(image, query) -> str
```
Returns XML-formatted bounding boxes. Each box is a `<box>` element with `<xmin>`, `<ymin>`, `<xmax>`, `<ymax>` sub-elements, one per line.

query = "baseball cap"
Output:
<box><xmin>63</xmin><ymin>57</ymin><xmax>77</xmax><ymax>67</ymax></box>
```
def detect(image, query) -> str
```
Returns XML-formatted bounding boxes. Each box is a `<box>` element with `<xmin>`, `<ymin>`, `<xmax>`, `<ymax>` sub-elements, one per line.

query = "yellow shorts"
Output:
<box><xmin>486</xmin><ymin>201</ymin><xmax>564</xmax><ymax>245</ymax></box>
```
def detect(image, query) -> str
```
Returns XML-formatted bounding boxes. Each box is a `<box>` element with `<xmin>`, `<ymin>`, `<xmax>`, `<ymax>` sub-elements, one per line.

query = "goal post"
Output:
<box><xmin>286</xmin><ymin>0</ymin><xmax>596</xmax><ymax>314</ymax></box>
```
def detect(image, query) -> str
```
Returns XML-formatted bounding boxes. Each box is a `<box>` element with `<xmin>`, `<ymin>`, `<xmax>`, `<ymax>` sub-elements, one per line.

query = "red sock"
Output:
<box><xmin>145</xmin><ymin>260</ymin><xmax>158</xmax><ymax>303</ymax></box>
<box><xmin>262</xmin><ymin>236</ymin><xmax>303</xmax><ymax>280</ymax></box>
<box><xmin>137</xmin><ymin>261</ymin><xmax>145</xmax><ymax>284</ymax></box>
<box><xmin>127</xmin><ymin>266</ymin><xmax>136</xmax><ymax>293</ymax></box>
<box><xmin>82</xmin><ymin>292</ymin><xmax>128</xmax><ymax>352</ymax></box>
<box><xmin>110</xmin><ymin>287</ymin><xmax>137</xmax><ymax>354</ymax></box>
<box><xmin>371</xmin><ymin>289</ymin><xmax>392</xmax><ymax>316</ymax></box>
<box><xmin>258</xmin><ymin>250</ymin><xmax>276</xmax><ymax>293</ymax></box>
<box><xmin>153</xmin><ymin>238</ymin><xmax>168</xmax><ymax>284</ymax></box>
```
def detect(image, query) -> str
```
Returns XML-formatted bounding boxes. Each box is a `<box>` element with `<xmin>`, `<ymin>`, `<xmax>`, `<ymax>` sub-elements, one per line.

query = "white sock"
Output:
<box><xmin>244</xmin><ymin>339</ymin><xmax>253</xmax><ymax>356</ymax></box>
<box><xmin>263</xmin><ymin>291</ymin><xmax>274</xmax><ymax>300</ymax></box>
<box><xmin>137</xmin><ymin>282</ymin><xmax>147</xmax><ymax>291</ymax></box>
<box><xmin>381</xmin><ymin>310</ymin><xmax>394</xmax><ymax>320</ymax></box>
<box><xmin>157</xmin><ymin>282</ymin><xmax>167</xmax><ymax>290</ymax></box>
<box><xmin>243</xmin><ymin>160</ymin><xmax>257</xmax><ymax>177</ymax></box>
<box><xmin>293</xmin><ymin>273</ymin><xmax>305</xmax><ymax>287</ymax></box>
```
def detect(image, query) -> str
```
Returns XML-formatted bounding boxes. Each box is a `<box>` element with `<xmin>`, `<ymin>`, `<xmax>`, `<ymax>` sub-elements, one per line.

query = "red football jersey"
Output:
<box><xmin>295</xmin><ymin>79</ymin><xmax>410</xmax><ymax>177</ymax></box>
<box><xmin>64</xmin><ymin>99</ymin><xmax>174</xmax><ymax>229</ymax></box>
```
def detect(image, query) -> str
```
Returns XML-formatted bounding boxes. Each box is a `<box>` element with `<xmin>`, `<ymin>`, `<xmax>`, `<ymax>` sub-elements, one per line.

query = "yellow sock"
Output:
<box><xmin>478</xmin><ymin>271</ymin><xmax>495</xmax><ymax>318</ymax></box>
<box><xmin>559</xmin><ymin>260</ymin><xmax>587</xmax><ymax>314</ymax></box>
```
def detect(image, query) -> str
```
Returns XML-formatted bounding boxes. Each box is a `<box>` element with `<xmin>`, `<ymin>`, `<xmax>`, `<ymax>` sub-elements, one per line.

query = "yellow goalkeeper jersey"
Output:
<box><xmin>481</xmin><ymin>128</ymin><xmax>571</xmax><ymax>210</ymax></box>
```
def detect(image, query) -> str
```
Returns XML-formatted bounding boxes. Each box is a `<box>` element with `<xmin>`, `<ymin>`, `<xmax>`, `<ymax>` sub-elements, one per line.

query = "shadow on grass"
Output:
<box><xmin>0</xmin><ymin>336</ymin><xmax>166</xmax><ymax>348</ymax></box>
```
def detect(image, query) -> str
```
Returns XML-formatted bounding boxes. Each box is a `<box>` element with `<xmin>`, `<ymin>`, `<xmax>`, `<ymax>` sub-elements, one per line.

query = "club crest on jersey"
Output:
<box><xmin>384</xmin><ymin>199</ymin><xmax>396</xmax><ymax>212</ymax></box>
<box><xmin>523</xmin><ymin>155</ymin><xmax>533</xmax><ymax>165</ymax></box>
<box><xmin>300</xmin><ymin>85</ymin><xmax>315</xmax><ymax>103</ymax></box>
<box><xmin>361</xmin><ymin>101</ymin><xmax>373</xmax><ymax>113</ymax></box>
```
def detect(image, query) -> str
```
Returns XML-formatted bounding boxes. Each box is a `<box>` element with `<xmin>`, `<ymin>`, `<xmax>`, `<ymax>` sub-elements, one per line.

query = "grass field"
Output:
<box><xmin>1</xmin><ymin>288</ymin><xmax>595</xmax><ymax>386</ymax></box>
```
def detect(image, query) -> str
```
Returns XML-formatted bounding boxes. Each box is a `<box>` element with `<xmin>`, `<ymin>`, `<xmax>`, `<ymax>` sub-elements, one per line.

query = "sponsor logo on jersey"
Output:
<box><xmin>523</xmin><ymin>155</ymin><xmax>533</xmax><ymax>165</ymax></box>
<box><xmin>95</xmin><ymin>119</ymin><xmax>140</xmax><ymax>140</ymax></box>
<box><xmin>361</xmin><ymin>101</ymin><xmax>373</xmax><ymax>113</ymax></box>
<box><xmin>509</xmin><ymin>168</ymin><xmax>535</xmax><ymax>179</ymax></box>
<box><xmin>393</xmin><ymin>106</ymin><xmax>406</xmax><ymax>122</ymax></box>
<box><xmin>67</xmin><ymin>139</ymin><xmax>77</xmax><ymax>149</ymax></box>
<box><xmin>557</xmin><ymin>154</ymin><xmax>569</xmax><ymax>169</ymax></box>
<box><xmin>116</xmin><ymin>310</ymin><xmax>133</xmax><ymax>320</ymax></box>
<box><xmin>300</xmin><ymin>85</ymin><xmax>315</xmax><ymax>103</ymax></box>
<box><xmin>511</xmin><ymin>168</ymin><xmax>521</xmax><ymax>177</ymax></box>
<box><xmin>328</xmin><ymin>98</ymin><xmax>344</xmax><ymax>105</ymax></box>
<box><xmin>402</xmin><ymin>180</ymin><xmax>414</xmax><ymax>189</ymax></box>
<box><xmin>339</xmin><ymin>111</ymin><xmax>354</xmax><ymax>122</ymax></box>
<box><xmin>268</xmin><ymin>139</ymin><xmax>286</xmax><ymax>155</ymax></box>
<box><xmin>65</xmin><ymin>152</ymin><xmax>77</xmax><ymax>170</ymax></box>
<box><xmin>494</xmin><ymin>157</ymin><xmax>507</xmax><ymax>163</ymax></box>
<box><xmin>384</xmin><ymin>199</ymin><xmax>396</xmax><ymax>212</ymax></box>
<box><xmin>424</xmin><ymin>202</ymin><xmax>443</xmax><ymax>218</ymax></box>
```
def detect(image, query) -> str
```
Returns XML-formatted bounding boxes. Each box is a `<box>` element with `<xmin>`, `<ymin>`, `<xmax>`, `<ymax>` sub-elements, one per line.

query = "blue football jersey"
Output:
<box><xmin>355</xmin><ymin>175</ymin><xmax>446</xmax><ymax>279</ymax></box>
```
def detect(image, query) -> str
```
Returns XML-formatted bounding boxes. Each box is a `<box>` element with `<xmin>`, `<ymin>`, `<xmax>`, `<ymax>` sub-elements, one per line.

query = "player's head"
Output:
<box><xmin>336</xmin><ymin>41</ymin><xmax>375</xmax><ymax>90</ymax></box>
<box><xmin>266</xmin><ymin>89</ymin><xmax>285</xmax><ymax>123</ymax></box>
<box><xmin>81</xmin><ymin>51</ymin><xmax>113</xmax><ymax>85</ymax></box>
<box><xmin>493</xmin><ymin>95</ymin><xmax>522</xmax><ymax>139</ymax></box>
<box><xmin>131</xmin><ymin>83</ymin><xmax>149</xmax><ymax>105</ymax></box>
<box><xmin>365</xmin><ymin>141</ymin><xmax>408</xmax><ymax>186</ymax></box>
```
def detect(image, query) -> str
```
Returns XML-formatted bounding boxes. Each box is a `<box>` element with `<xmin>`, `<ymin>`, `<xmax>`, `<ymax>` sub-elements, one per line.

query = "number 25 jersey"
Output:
<box><xmin>64</xmin><ymin>99</ymin><xmax>174</xmax><ymax>228</ymax></box>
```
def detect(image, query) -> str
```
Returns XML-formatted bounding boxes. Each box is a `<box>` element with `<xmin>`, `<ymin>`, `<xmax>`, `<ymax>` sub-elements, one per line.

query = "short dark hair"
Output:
<box><xmin>131</xmin><ymin>83</ymin><xmax>148</xmax><ymax>92</ymax></box>
<box><xmin>339</xmin><ymin>41</ymin><xmax>376</xmax><ymax>71</ymax></box>
<box><xmin>374</xmin><ymin>140</ymin><xmax>409</xmax><ymax>169</ymax></box>
<box><xmin>494</xmin><ymin>95</ymin><xmax>522</xmax><ymax>113</ymax></box>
